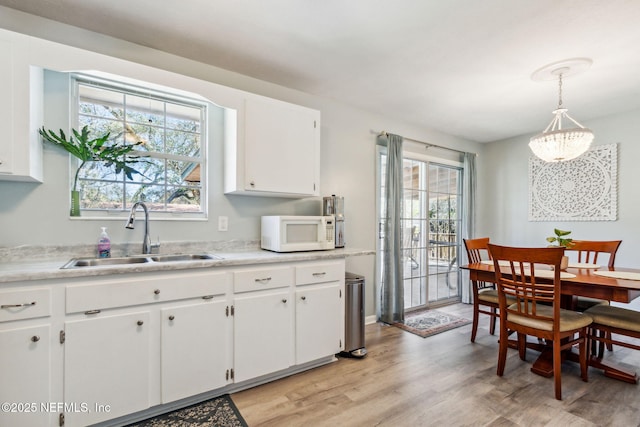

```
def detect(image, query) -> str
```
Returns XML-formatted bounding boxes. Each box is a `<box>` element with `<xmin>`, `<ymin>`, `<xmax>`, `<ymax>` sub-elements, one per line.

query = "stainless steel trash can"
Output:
<box><xmin>342</xmin><ymin>272</ymin><xmax>367</xmax><ymax>358</ymax></box>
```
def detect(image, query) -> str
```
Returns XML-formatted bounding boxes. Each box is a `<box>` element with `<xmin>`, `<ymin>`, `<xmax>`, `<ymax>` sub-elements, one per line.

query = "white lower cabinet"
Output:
<box><xmin>62</xmin><ymin>270</ymin><xmax>231</xmax><ymax>426</ymax></box>
<box><xmin>232</xmin><ymin>260</ymin><xmax>345</xmax><ymax>382</ymax></box>
<box><xmin>295</xmin><ymin>283</ymin><xmax>342</xmax><ymax>364</ymax></box>
<box><xmin>161</xmin><ymin>299</ymin><xmax>230</xmax><ymax>403</ymax></box>
<box><xmin>233</xmin><ymin>289</ymin><xmax>293</xmax><ymax>382</ymax></box>
<box><xmin>64</xmin><ymin>311</ymin><xmax>152</xmax><ymax>427</ymax></box>
<box><xmin>295</xmin><ymin>260</ymin><xmax>345</xmax><ymax>364</ymax></box>
<box><xmin>0</xmin><ymin>258</ymin><xmax>346</xmax><ymax>426</ymax></box>
<box><xmin>0</xmin><ymin>285</ymin><xmax>55</xmax><ymax>427</ymax></box>
<box><xmin>0</xmin><ymin>324</ymin><xmax>52</xmax><ymax>427</ymax></box>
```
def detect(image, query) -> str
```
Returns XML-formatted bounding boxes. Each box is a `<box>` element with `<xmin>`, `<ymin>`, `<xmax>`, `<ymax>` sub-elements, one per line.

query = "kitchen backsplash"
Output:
<box><xmin>0</xmin><ymin>240</ymin><xmax>260</xmax><ymax>263</ymax></box>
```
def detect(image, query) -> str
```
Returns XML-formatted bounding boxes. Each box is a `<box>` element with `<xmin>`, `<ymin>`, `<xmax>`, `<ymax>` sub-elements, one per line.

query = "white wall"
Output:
<box><xmin>0</xmin><ymin>8</ymin><xmax>482</xmax><ymax>318</ymax></box>
<box><xmin>479</xmin><ymin>109</ymin><xmax>640</xmax><ymax>268</ymax></box>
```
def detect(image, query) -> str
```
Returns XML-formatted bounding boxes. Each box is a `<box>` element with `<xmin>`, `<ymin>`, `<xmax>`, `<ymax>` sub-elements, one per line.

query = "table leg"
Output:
<box><xmin>530</xmin><ymin>347</ymin><xmax>639</xmax><ymax>384</ymax></box>
<box><xmin>530</xmin><ymin>348</ymin><xmax>554</xmax><ymax>378</ymax></box>
<box><xmin>589</xmin><ymin>355</ymin><xmax>639</xmax><ymax>384</ymax></box>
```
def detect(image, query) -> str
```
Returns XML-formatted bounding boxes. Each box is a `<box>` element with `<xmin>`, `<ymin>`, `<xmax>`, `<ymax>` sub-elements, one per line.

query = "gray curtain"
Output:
<box><xmin>461</xmin><ymin>152</ymin><xmax>477</xmax><ymax>304</ymax></box>
<box><xmin>379</xmin><ymin>133</ymin><xmax>404</xmax><ymax>324</ymax></box>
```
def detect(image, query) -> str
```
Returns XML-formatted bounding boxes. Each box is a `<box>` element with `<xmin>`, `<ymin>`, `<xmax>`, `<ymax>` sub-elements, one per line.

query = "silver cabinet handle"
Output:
<box><xmin>2</xmin><ymin>301</ymin><xmax>36</xmax><ymax>309</ymax></box>
<box><xmin>255</xmin><ymin>277</ymin><xmax>272</xmax><ymax>283</ymax></box>
<box><xmin>85</xmin><ymin>309</ymin><xmax>101</xmax><ymax>315</ymax></box>
<box><xmin>154</xmin><ymin>289</ymin><xmax>161</xmax><ymax>295</ymax></box>
<box><xmin>312</xmin><ymin>272</ymin><xmax>326</xmax><ymax>277</ymax></box>
<box><xmin>137</xmin><ymin>320</ymin><xmax>144</xmax><ymax>326</ymax></box>
<box><xmin>31</xmin><ymin>336</ymin><xmax>40</xmax><ymax>342</ymax></box>
<box><xmin>169</xmin><ymin>315</ymin><xmax>175</xmax><ymax>321</ymax></box>
<box><xmin>202</xmin><ymin>295</ymin><xmax>214</xmax><ymax>300</ymax></box>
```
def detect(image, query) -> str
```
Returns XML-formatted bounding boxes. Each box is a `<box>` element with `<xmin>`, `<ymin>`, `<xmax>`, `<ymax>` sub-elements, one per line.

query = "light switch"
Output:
<box><xmin>218</xmin><ymin>216</ymin><xmax>229</xmax><ymax>232</ymax></box>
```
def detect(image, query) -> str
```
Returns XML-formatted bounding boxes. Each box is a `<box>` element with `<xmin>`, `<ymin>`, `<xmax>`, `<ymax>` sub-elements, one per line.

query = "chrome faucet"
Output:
<box><xmin>125</xmin><ymin>201</ymin><xmax>159</xmax><ymax>254</ymax></box>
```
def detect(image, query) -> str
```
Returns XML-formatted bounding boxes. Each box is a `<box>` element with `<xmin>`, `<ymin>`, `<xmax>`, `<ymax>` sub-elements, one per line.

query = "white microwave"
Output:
<box><xmin>261</xmin><ymin>215</ymin><xmax>335</xmax><ymax>252</ymax></box>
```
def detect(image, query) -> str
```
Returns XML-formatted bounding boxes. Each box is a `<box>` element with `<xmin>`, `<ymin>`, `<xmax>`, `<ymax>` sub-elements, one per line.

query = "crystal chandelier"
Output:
<box><xmin>529</xmin><ymin>61</ymin><xmax>594</xmax><ymax>162</ymax></box>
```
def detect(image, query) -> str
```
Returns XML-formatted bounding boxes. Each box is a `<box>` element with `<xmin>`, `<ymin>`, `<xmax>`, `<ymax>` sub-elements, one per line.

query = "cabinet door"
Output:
<box><xmin>0</xmin><ymin>36</ymin><xmax>13</xmax><ymax>175</ymax></box>
<box><xmin>161</xmin><ymin>299</ymin><xmax>230</xmax><ymax>403</ymax></box>
<box><xmin>233</xmin><ymin>290</ymin><xmax>293</xmax><ymax>382</ymax></box>
<box><xmin>64</xmin><ymin>311</ymin><xmax>151</xmax><ymax>427</ymax></box>
<box><xmin>0</xmin><ymin>324</ymin><xmax>51</xmax><ymax>427</ymax></box>
<box><xmin>0</xmin><ymin>29</ymin><xmax>43</xmax><ymax>182</ymax></box>
<box><xmin>295</xmin><ymin>283</ymin><xmax>343</xmax><ymax>364</ymax></box>
<box><xmin>244</xmin><ymin>96</ymin><xmax>319</xmax><ymax>196</ymax></box>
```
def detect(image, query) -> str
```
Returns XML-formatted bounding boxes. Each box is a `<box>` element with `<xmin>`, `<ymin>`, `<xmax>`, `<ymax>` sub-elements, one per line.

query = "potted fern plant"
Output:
<box><xmin>39</xmin><ymin>126</ymin><xmax>144</xmax><ymax>216</ymax></box>
<box><xmin>546</xmin><ymin>228</ymin><xmax>574</xmax><ymax>270</ymax></box>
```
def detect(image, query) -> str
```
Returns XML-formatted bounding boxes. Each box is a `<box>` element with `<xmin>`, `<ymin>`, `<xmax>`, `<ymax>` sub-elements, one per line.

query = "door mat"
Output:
<box><xmin>126</xmin><ymin>394</ymin><xmax>248</xmax><ymax>427</ymax></box>
<box><xmin>393</xmin><ymin>309</ymin><xmax>471</xmax><ymax>338</ymax></box>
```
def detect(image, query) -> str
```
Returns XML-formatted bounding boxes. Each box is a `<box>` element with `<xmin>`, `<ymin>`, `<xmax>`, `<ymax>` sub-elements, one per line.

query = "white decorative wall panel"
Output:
<box><xmin>528</xmin><ymin>144</ymin><xmax>617</xmax><ymax>221</ymax></box>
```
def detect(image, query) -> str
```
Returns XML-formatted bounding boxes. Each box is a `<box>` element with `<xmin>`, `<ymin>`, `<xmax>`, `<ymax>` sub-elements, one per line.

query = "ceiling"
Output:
<box><xmin>2</xmin><ymin>0</ymin><xmax>640</xmax><ymax>143</ymax></box>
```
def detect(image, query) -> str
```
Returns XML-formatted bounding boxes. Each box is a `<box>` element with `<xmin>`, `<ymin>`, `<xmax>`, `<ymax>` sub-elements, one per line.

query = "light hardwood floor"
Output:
<box><xmin>232</xmin><ymin>303</ymin><xmax>640</xmax><ymax>426</ymax></box>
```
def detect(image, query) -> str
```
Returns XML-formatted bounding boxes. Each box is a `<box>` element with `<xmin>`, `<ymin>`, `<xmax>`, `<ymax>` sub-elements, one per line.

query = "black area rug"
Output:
<box><xmin>393</xmin><ymin>309</ymin><xmax>471</xmax><ymax>338</ymax></box>
<box><xmin>127</xmin><ymin>394</ymin><xmax>248</xmax><ymax>427</ymax></box>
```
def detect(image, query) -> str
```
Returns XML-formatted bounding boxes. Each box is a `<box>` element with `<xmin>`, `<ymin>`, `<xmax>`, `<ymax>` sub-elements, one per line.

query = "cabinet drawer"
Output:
<box><xmin>234</xmin><ymin>266</ymin><xmax>293</xmax><ymax>293</ymax></box>
<box><xmin>0</xmin><ymin>288</ymin><xmax>51</xmax><ymax>322</ymax></box>
<box><xmin>66</xmin><ymin>271</ymin><xmax>230</xmax><ymax>313</ymax></box>
<box><xmin>296</xmin><ymin>261</ymin><xmax>344</xmax><ymax>285</ymax></box>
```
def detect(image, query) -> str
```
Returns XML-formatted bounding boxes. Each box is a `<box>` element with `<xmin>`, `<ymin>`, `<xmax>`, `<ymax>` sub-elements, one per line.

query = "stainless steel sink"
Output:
<box><xmin>62</xmin><ymin>256</ymin><xmax>150</xmax><ymax>268</ymax></box>
<box><xmin>61</xmin><ymin>253</ymin><xmax>223</xmax><ymax>269</ymax></box>
<box><xmin>150</xmin><ymin>254</ymin><xmax>222</xmax><ymax>262</ymax></box>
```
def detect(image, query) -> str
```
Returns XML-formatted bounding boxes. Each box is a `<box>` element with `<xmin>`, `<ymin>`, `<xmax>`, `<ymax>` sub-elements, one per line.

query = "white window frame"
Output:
<box><xmin>70</xmin><ymin>72</ymin><xmax>209</xmax><ymax>220</ymax></box>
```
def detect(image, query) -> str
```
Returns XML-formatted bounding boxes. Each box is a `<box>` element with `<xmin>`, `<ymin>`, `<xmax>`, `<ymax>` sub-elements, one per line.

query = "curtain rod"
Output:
<box><xmin>373</xmin><ymin>130</ymin><xmax>477</xmax><ymax>156</ymax></box>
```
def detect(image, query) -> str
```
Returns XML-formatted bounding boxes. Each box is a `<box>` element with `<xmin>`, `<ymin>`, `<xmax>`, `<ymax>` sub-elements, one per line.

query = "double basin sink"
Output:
<box><xmin>62</xmin><ymin>253</ymin><xmax>223</xmax><ymax>269</ymax></box>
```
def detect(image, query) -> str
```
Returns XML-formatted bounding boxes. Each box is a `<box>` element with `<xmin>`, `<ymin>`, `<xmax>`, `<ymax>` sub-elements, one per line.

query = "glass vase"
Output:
<box><xmin>70</xmin><ymin>190</ymin><xmax>81</xmax><ymax>217</ymax></box>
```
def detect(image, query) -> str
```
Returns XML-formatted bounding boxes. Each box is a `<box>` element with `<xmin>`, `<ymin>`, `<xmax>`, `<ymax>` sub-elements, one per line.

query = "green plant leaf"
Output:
<box><xmin>39</xmin><ymin>125</ymin><xmax>147</xmax><ymax>193</ymax></box>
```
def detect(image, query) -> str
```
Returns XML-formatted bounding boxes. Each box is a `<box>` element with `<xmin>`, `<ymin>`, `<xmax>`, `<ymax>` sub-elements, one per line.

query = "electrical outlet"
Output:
<box><xmin>218</xmin><ymin>216</ymin><xmax>229</xmax><ymax>232</ymax></box>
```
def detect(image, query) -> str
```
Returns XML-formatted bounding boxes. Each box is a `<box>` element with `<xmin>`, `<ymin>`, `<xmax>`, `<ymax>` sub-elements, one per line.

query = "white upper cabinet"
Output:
<box><xmin>225</xmin><ymin>95</ymin><xmax>320</xmax><ymax>197</ymax></box>
<box><xmin>0</xmin><ymin>28</ymin><xmax>321</xmax><ymax>194</ymax></box>
<box><xmin>0</xmin><ymin>30</ymin><xmax>43</xmax><ymax>182</ymax></box>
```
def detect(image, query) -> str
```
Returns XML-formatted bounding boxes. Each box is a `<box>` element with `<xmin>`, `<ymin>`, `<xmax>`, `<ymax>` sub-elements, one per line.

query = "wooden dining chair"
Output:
<box><xmin>566</xmin><ymin>240</ymin><xmax>621</xmax><ymax>269</ymax></box>
<box><xmin>463</xmin><ymin>237</ymin><xmax>505</xmax><ymax>342</ymax></box>
<box><xmin>566</xmin><ymin>240</ymin><xmax>622</xmax><ymax>350</ymax></box>
<box><xmin>566</xmin><ymin>241</ymin><xmax>622</xmax><ymax>311</ymax></box>
<box><xmin>488</xmin><ymin>244</ymin><xmax>593</xmax><ymax>400</ymax></box>
<box><xmin>585</xmin><ymin>304</ymin><xmax>640</xmax><ymax>362</ymax></box>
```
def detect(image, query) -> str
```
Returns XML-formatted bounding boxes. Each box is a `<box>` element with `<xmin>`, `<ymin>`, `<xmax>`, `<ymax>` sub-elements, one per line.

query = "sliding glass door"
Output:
<box><xmin>378</xmin><ymin>151</ymin><xmax>463</xmax><ymax>311</ymax></box>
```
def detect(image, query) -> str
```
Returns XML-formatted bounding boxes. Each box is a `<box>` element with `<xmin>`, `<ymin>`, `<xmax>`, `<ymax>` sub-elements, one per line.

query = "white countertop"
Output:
<box><xmin>0</xmin><ymin>247</ymin><xmax>375</xmax><ymax>284</ymax></box>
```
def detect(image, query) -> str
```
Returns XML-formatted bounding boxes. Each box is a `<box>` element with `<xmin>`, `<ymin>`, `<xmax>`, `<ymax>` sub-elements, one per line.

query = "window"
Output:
<box><xmin>73</xmin><ymin>75</ymin><xmax>206</xmax><ymax>216</ymax></box>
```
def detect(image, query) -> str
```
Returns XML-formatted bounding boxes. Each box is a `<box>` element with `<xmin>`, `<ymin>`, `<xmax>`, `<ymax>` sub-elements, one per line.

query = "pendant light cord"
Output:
<box><xmin>557</xmin><ymin>73</ymin><xmax>564</xmax><ymax>109</ymax></box>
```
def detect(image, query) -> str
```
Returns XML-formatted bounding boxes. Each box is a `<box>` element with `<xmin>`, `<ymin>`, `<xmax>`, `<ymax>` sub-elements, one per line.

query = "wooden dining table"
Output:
<box><xmin>461</xmin><ymin>262</ymin><xmax>640</xmax><ymax>383</ymax></box>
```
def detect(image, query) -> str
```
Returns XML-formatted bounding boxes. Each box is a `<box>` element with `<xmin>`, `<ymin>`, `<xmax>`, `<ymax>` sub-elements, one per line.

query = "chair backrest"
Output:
<box><xmin>565</xmin><ymin>240</ymin><xmax>621</xmax><ymax>268</ymax></box>
<box><xmin>463</xmin><ymin>237</ymin><xmax>491</xmax><ymax>263</ymax></box>
<box><xmin>488</xmin><ymin>244</ymin><xmax>565</xmax><ymax>328</ymax></box>
<box><xmin>464</xmin><ymin>237</ymin><xmax>493</xmax><ymax>292</ymax></box>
